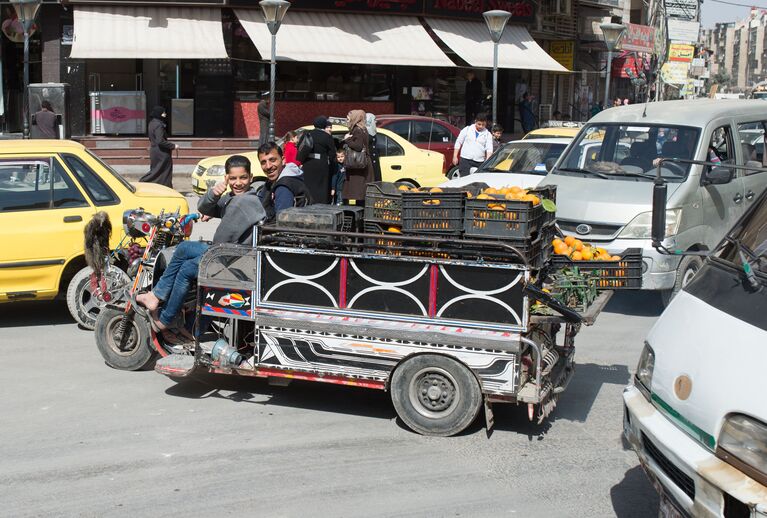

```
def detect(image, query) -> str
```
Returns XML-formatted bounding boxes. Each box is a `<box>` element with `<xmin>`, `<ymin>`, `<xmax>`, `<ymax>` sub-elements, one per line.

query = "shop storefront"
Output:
<box><xmin>2</xmin><ymin>0</ymin><xmax>567</xmax><ymax>138</ymax></box>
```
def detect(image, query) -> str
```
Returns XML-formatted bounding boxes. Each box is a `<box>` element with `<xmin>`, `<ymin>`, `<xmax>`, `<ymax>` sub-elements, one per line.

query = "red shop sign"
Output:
<box><xmin>621</xmin><ymin>23</ymin><xmax>655</xmax><ymax>54</ymax></box>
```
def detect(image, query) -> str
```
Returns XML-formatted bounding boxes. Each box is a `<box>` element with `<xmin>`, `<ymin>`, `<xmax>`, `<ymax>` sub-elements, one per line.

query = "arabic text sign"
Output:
<box><xmin>665</xmin><ymin>0</ymin><xmax>698</xmax><ymax>19</ymax></box>
<box><xmin>667</xmin><ymin>19</ymin><xmax>700</xmax><ymax>43</ymax></box>
<box><xmin>669</xmin><ymin>43</ymin><xmax>695</xmax><ymax>63</ymax></box>
<box><xmin>621</xmin><ymin>23</ymin><xmax>655</xmax><ymax>53</ymax></box>
<box><xmin>661</xmin><ymin>62</ymin><xmax>690</xmax><ymax>84</ymax></box>
<box><xmin>549</xmin><ymin>40</ymin><xmax>574</xmax><ymax>70</ymax></box>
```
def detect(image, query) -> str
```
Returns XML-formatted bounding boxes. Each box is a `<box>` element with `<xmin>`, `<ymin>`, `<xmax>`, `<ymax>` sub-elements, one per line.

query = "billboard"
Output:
<box><xmin>620</xmin><ymin>23</ymin><xmax>655</xmax><ymax>53</ymax></box>
<box><xmin>669</xmin><ymin>43</ymin><xmax>695</xmax><ymax>63</ymax></box>
<box><xmin>549</xmin><ymin>40</ymin><xmax>575</xmax><ymax>70</ymax></box>
<box><xmin>667</xmin><ymin>19</ymin><xmax>700</xmax><ymax>43</ymax></box>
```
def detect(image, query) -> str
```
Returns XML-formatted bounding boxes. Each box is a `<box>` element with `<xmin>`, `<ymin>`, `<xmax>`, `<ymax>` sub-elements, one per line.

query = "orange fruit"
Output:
<box><xmin>510</xmin><ymin>186</ymin><xmax>523</xmax><ymax>193</ymax></box>
<box><xmin>611</xmin><ymin>255</ymin><xmax>622</xmax><ymax>261</ymax></box>
<box><xmin>477</xmin><ymin>193</ymin><xmax>492</xmax><ymax>200</ymax></box>
<box><xmin>564</xmin><ymin>235</ymin><xmax>575</xmax><ymax>247</ymax></box>
<box><xmin>573</xmin><ymin>239</ymin><xmax>583</xmax><ymax>251</ymax></box>
<box><xmin>571</xmin><ymin>251</ymin><xmax>583</xmax><ymax>261</ymax></box>
<box><xmin>552</xmin><ymin>238</ymin><xmax>564</xmax><ymax>248</ymax></box>
<box><xmin>466</xmin><ymin>192</ymin><xmax>473</xmax><ymax>198</ymax></box>
<box><xmin>430</xmin><ymin>187</ymin><xmax>443</xmax><ymax>193</ymax></box>
<box><xmin>554</xmin><ymin>242</ymin><xmax>568</xmax><ymax>255</ymax></box>
<box><xmin>387</xmin><ymin>226</ymin><xmax>402</xmax><ymax>233</ymax></box>
<box><xmin>528</xmin><ymin>195</ymin><xmax>540</xmax><ymax>205</ymax></box>
<box><xmin>397</xmin><ymin>184</ymin><xmax>410</xmax><ymax>191</ymax></box>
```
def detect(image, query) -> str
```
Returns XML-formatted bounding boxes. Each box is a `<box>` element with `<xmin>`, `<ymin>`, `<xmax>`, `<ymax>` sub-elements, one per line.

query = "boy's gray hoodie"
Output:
<box><xmin>198</xmin><ymin>186</ymin><xmax>266</xmax><ymax>245</ymax></box>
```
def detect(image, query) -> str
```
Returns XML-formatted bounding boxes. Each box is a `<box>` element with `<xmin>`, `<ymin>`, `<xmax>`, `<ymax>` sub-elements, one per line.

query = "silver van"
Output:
<box><xmin>540</xmin><ymin>99</ymin><xmax>767</xmax><ymax>304</ymax></box>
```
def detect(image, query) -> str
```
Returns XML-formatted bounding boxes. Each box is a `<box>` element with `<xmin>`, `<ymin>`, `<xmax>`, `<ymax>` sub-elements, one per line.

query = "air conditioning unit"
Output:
<box><xmin>542</xmin><ymin>0</ymin><xmax>571</xmax><ymax>16</ymax></box>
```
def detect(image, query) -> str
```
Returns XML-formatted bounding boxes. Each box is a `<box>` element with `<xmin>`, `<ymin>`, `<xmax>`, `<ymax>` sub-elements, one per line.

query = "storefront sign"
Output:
<box><xmin>669</xmin><ymin>43</ymin><xmax>695</xmax><ymax>63</ymax></box>
<box><xmin>667</xmin><ymin>19</ymin><xmax>700</xmax><ymax>43</ymax></box>
<box><xmin>229</xmin><ymin>0</ymin><xmax>535</xmax><ymax>23</ymax></box>
<box><xmin>691</xmin><ymin>57</ymin><xmax>705</xmax><ymax>68</ymax></box>
<box><xmin>620</xmin><ymin>23</ymin><xmax>655</xmax><ymax>53</ymax></box>
<box><xmin>665</xmin><ymin>0</ymin><xmax>698</xmax><ymax>20</ymax></box>
<box><xmin>661</xmin><ymin>61</ymin><xmax>689</xmax><ymax>84</ymax></box>
<box><xmin>612</xmin><ymin>55</ymin><xmax>648</xmax><ymax>79</ymax></box>
<box><xmin>549</xmin><ymin>40</ymin><xmax>574</xmax><ymax>71</ymax></box>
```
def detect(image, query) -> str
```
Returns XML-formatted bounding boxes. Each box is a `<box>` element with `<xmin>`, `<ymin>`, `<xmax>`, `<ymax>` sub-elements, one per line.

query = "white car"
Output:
<box><xmin>441</xmin><ymin>138</ymin><xmax>571</xmax><ymax>189</ymax></box>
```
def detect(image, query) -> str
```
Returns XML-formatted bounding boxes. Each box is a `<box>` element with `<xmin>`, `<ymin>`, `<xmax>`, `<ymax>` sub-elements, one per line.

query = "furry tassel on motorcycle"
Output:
<box><xmin>84</xmin><ymin>211</ymin><xmax>112</xmax><ymax>278</ymax></box>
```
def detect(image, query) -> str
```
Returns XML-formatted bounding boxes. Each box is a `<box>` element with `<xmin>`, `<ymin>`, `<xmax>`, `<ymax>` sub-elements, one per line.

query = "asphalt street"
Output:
<box><xmin>0</xmin><ymin>203</ymin><xmax>663</xmax><ymax>517</ymax></box>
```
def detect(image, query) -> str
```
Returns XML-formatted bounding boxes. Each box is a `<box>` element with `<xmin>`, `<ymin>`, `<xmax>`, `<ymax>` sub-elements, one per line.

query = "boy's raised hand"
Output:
<box><xmin>212</xmin><ymin>181</ymin><xmax>227</xmax><ymax>197</ymax></box>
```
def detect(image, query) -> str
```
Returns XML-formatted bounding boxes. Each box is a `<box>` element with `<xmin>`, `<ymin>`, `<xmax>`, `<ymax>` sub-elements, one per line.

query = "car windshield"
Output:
<box><xmin>85</xmin><ymin>149</ymin><xmax>135</xmax><ymax>193</ymax></box>
<box><xmin>716</xmin><ymin>192</ymin><xmax>767</xmax><ymax>278</ymax></box>
<box><xmin>478</xmin><ymin>142</ymin><xmax>567</xmax><ymax>175</ymax></box>
<box><xmin>554</xmin><ymin>123</ymin><xmax>701</xmax><ymax>182</ymax></box>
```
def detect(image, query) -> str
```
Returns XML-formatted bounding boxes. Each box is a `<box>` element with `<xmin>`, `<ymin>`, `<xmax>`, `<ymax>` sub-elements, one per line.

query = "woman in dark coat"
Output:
<box><xmin>342</xmin><ymin>110</ymin><xmax>374</xmax><ymax>203</ymax></box>
<box><xmin>297</xmin><ymin>115</ymin><xmax>336</xmax><ymax>204</ymax></box>
<box><xmin>139</xmin><ymin>106</ymin><xmax>176</xmax><ymax>188</ymax></box>
<box><xmin>366</xmin><ymin>113</ymin><xmax>382</xmax><ymax>183</ymax></box>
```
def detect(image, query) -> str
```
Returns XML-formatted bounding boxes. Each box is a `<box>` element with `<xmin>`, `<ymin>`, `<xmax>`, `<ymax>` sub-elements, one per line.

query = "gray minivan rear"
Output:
<box><xmin>540</xmin><ymin>99</ymin><xmax>767</xmax><ymax>303</ymax></box>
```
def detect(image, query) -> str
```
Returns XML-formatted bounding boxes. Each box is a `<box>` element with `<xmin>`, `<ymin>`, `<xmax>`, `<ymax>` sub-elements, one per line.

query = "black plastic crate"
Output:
<box><xmin>550</xmin><ymin>247</ymin><xmax>643</xmax><ymax>289</ymax></box>
<box><xmin>402</xmin><ymin>188</ymin><xmax>465</xmax><ymax>235</ymax></box>
<box><xmin>363</xmin><ymin>222</ymin><xmax>404</xmax><ymax>256</ymax></box>
<box><xmin>364</xmin><ymin>182</ymin><xmax>404</xmax><ymax>225</ymax></box>
<box><xmin>464</xmin><ymin>186</ymin><xmax>554</xmax><ymax>239</ymax></box>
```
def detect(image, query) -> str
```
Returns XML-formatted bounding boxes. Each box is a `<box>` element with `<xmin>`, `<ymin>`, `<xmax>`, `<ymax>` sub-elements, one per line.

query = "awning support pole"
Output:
<box><xmin>175</xmin><ymin>62</ymin><xmax>180</xmax><ymax>99</ymax></box>
<box><xmin>269</xmin><ymin>32</ymin><xmax>276</xmax><ymax>142</ymax></box>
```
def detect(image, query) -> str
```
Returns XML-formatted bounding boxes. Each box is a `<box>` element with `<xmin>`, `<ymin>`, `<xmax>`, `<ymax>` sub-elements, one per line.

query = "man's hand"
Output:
<box><xmin>200</xmin><ymin>215</ymin><xmax>212</xmax><ymax>222</ymax></box>
<box><xmin>452</xmin><ymin>156</ymin><xmax>459</xmax><ymax>166</ymax></box>
<box><xmin>212</xmin><ymin>181</ymin><xmax>227</xmax><ymax>197</ymax></box>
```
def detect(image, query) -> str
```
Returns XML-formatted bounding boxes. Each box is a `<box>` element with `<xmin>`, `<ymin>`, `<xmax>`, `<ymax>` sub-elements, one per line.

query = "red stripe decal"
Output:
<box><xmin>339</xmin><ymin>257</ymin><xmax>348</xmax><ymax>309</ymax></box>
<box><xmin>428</xmin><ymin>264</ymin><xmax>438</xmax><ymax>317</ymax></box>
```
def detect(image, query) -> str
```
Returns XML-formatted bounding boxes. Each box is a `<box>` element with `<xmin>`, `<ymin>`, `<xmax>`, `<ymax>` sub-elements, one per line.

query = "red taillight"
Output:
<box><xmin>141</xmin><ymin>222</ymin><xmax>151</xmax><ymax>233</ymax></box>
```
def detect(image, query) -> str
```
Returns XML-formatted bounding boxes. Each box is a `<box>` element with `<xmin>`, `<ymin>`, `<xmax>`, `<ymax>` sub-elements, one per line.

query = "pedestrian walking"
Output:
<box><xmin>452</xmin><ymin>113</ymin><xmax>493</xmax><ymax>178</ymax></box>
<box><xmin>139</xmin><ymin>106</ymin><xmax>177</xmax><ymax>189</ymax></box>
<box><xmin>258</xmin><ymin>96</ymin><xmax>270</xmax><ymax>144</ymax></box>
<box><xmin>519</xmin><ymin>92</ymin><xmax>536</xmax><ymax>134</ymax></box>
<box><xmin>342</xmin><ymin>109</ymin><xmax>374</xmax><ymax>205</ymax></box>
<box><xmin>32</xmin><ymin>100</ymin><xmax>59</xmax><ymax>139</ymax></box>
<box><xmin>491</xmin><ymin>124</ymin><xmax>503</xmax><ymax>153</ymax></box>
<box><xmin>366</xmin><ymin>113</ymin><xmax>382</xmax><ymax>182</ymax></box>
<box><xmin>282</xmin><ymin>131</ymin><xmax>302</xmax><ymax>166</ymax></box>
<box><xmin>297</xmin><ymin>116</ymin><xmax>336</xmax><ymax>204</ymax></box>
<box><xmin>465</xmin><ymin>71</ymin><xmax>483</xmax><ymax>126</ymax></box>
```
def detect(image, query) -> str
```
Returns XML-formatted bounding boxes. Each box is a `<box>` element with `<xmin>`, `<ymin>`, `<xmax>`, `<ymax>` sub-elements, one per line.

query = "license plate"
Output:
<box><xmin>658</xmin><ymin>494</ymin><xmax>684</xmax><ymax>518</ymax></box>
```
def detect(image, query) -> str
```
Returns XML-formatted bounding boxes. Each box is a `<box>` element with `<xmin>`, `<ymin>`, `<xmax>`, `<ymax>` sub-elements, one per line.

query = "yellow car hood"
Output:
<box><xmin>132</xmin><ymin>181</ymin><xmax>186</xmax><ymax>198</ymax></box>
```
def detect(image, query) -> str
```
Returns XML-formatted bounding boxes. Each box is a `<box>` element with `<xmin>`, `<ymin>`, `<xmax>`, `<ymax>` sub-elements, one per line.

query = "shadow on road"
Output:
<box><xmin>610</xmin><ymin>465</ymin><xmax>660</xmax><ymax>517</ymax></box>
<box><xmin>165</xmin><ymin>371</ymin><xmax>397</xmax><ymax>421</ymax></box>
<box><xmin>0</xmin><ymin>300</ymin><xmax>75</xmax><ymax>328</ymax></box>
<box><xmin>604</xmin><ymin>291</ymin><xmax>665</xmax><ymax>317</ymax></box>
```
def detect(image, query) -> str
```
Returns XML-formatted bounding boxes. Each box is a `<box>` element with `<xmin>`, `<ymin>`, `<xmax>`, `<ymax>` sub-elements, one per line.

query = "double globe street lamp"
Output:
<box><xmin>259</xmin><ymin>0</ymin><xmax>290</xmax><ymax>143</ymax></box>
<box><xmin>11</xmin><ymin>0</ymin><xmax>42</xmax><ymax>139</ymax></box>
<box><xmin>483</xmin><ymin>10</ymin><xmax>511</xmax><ymax>126</ymax></box>
<box><xmin>599</xmin><ymin>21</ymin><xmax>627</xmax><ymax>108</ymax></box>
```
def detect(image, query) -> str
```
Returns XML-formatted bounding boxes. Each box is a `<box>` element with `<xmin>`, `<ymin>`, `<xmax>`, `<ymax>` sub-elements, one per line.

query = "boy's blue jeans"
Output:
<box><xmin>153</xmin><ymin>240</ymin><xmax>209</xmax><ymax>327</ymax></box>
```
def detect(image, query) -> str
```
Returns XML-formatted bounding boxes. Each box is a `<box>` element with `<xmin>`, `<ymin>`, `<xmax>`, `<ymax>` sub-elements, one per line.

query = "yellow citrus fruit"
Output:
<box><xmin>387</xmin><ymin>226</ymin><xmax>401</xmax><ymax>233</ymax></box>
<box><xmin>571</xmin><ymin>251</ymin><xmax>583</xmax><ymax>261</ymax></box>
<box><xmin>554</xmin><ymin>242</ymin><xmax>568</xmax><ymax>255</ymax></box>
<box><xmin>580</xmin><ymin>248</ymin><xmax>593</xmax><ymax>261</ymax></box>
<box><xmin>397</xmin><ymin>184</ymin><xmax>410</xmax><ymax>191</ymax></box>
<box><xmin>477</xmin><ymin>193</ymin><xmax>493</xmax><ymax>200</ymax></box>
<box><xmin>430</xmin><ymin>187</ymin><xmax>443</xmax><ymax>193</ymax></box>
<box><xmin>573</xmin><ymin>239</ymin><xmax>583</xmax><ymax>251</ymax></box>
<box><xmin>564</xmin><ymin>235</ymin><xmax>575</xmax><ymax>247</ymax></box>
<box><xmin>552</xmin><ymin>238</ymin><xmax>564</xmax><ymax>248</ymax></box>
<box><xmin>611</xmin><ymin>255</ymin><xmax>622</xmax><ymax>261</ymax></box>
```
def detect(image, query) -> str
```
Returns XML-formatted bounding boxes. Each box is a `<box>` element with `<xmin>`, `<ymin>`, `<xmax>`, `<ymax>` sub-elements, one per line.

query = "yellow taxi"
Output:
<box><xmin>522</xmin><ymin>126</ymin><xmax>582</xmax><ymax>140</ymax></box>
<box><xmin>0</xmin><ymin>140</ymin><xmax>187</xmax><ymax>304</ymax></box>
<box><xmin>192</xmin><ymin>125</ymin><xmax>446</xmax><ymax>195</ymax></box>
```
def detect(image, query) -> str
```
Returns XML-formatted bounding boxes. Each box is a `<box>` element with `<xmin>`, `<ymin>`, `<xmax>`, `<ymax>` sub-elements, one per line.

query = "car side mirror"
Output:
<box><xmin>545</xmin><ymin>158</ymin><xmax>557</xmax><ymax>172</ymax></box>
<box><xmin>702</xmin><ymin>165</ymin><xmax>735</xmax><ymax>185</ymax></box>
<box><xmin>651</xmin><ymin>179</ymin><xmax>668</xmax><ymax>248</ymax></box>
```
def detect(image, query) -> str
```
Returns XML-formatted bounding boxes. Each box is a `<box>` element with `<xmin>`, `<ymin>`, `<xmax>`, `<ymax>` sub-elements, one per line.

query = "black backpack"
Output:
<box><xmin>296</xmin><ymin>131</ymin><xmax>314</xmax><ymax>162</ymax></box>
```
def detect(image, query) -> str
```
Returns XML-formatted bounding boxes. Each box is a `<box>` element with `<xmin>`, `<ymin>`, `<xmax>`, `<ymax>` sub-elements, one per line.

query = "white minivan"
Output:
<box><xmin>623</xmin><ymin>179</ymin><xmax>767</xmax><ymax>516</ymax></box>
<box><xmin>540</xmin><ymin>99</ymin><xmax>767</xmax><ymax>304</ymax></box>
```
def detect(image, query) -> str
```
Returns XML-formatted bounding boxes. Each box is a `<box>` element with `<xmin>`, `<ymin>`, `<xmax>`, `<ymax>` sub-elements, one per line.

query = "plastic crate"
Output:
<box><xmin>463</xmin><ymin>186</ymin><xmax>555</xmax><ymax>239</ymax></box>
<box><xmin>549</xmin><ymin>248</ymin><xmax>643</xmax><ymax>289</ymax></box>
<box><xmin>363</xmin><ymin>222</ymin><xmax>403</xmax><ymax>256</ymax></box>
<box><xmin>401</xmin><ymin>188</ymin><xmax>465</xmax><ymax>235</ymax></box>
<box><xmin>364</xmin><ymin>182</ymin><xmax>403</xmax><ymax>225</ymax></box>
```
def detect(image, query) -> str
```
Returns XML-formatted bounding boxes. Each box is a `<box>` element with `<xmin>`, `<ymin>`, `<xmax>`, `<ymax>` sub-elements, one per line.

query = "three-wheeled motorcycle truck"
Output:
<box><xmin>95</xmin><ymin>185</ymin><xmax>637</xmax><ymax>436</ymax></box>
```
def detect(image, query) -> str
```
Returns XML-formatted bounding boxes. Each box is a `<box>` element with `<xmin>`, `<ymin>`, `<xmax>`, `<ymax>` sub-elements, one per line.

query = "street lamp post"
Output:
<box><xmin>483</xmin><ymin>10</ymin><xmax>511</xmax><ymax>126</ymax></box>
<box><xmin>11</xmin><ymin>0</ymin><xmax>42</xmax><ymax>139</ymax></box>
<box><xmin>599</xmin><ymin>22</ymin><xmax>626</xmax><ymax>109</ymax></box>
<box><xmin>259</xmin><ymin>0</ymin><xmax>290</xmax><ymax>143</ymax></box>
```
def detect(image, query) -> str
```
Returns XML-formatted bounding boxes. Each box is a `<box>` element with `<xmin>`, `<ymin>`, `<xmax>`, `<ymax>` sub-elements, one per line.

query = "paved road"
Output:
<box><xmin>0</xmin><ymin>285</ymin><xmax>662</xmax><ymax>516</ymax></box>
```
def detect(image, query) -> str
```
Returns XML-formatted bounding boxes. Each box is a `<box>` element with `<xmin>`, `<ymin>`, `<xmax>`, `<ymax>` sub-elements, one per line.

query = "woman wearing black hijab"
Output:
<box><xmin>297</xmin><ymin>115</ymin><xmax>336</xmax><ymax>204</ymax></box>
<box><xmin>140</xmin><ymin>106</ymin><xmax>177</xmax><ymax>188</ymax></box>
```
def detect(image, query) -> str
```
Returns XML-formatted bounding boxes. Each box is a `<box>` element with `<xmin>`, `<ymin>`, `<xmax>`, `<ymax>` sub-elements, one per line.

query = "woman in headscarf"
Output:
<box><xmin>297</xmin><ymin>115</ymin><xmax>336</xmax><ymax>204</ymax></box>
<box><xmin>139</xmin><ymin>106</ymin><xmax>177</xmax><ymax>188</ymax></box>
<box><xmin>366</xmin><ymin>113</ymin><xmax>382</xmax><ymax>183</ymax></box>
<box><xmin>342</xmin><ymin>109</ymin><xmax>374</xmax><ymax>204</ymax></box>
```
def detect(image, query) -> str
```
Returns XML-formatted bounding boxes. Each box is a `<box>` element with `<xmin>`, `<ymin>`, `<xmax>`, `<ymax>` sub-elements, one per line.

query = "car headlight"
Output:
<box><xmin>635</xmin><ymin>342</ymin><xmax>654</xmax><ymax>399</ymax></box>
<box><xmin>717</xmin><ymin>414</ymin><xmax>767</xmax><ymax>485</ymax></box>
<box><xmin>618</xmin><ymin>209</ymin><xmax>682</xmax><ymax>239</ymax></box>
<box><xmin>193</xmin><ymin>165</ymin><xmax>207</xmax><ymax>177</ymax></box>
<box><xmin>206</xmin><ymin>165</ymin><xmax>225</xmax><ymax>177</ymax></box>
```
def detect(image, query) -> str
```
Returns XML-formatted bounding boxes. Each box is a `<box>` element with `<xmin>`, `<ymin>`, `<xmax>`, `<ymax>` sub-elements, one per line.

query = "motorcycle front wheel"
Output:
<box><xmin>94</xmin><ymin>308</ymin><xmax>156</xmax><ymax>371</ymax></box>
<box><xmin>67</xmin><ymin>265</ymin><xmax>131</xmax><ymax>330</ymax></box>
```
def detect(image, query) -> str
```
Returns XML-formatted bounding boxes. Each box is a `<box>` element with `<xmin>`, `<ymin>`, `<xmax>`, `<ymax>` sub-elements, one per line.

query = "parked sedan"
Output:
<box><xmin>441</xmin><ymin>138</ymin><xmax>571</xmax><ymax>189</ymax></box>
<box><xmin>375</xmin><ymin>115</ymin><xmax>461</xmax><ymax>175</ymax></box>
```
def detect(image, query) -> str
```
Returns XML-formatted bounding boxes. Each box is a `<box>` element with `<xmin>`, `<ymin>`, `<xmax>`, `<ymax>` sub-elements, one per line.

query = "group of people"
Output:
<box><xmin>136</xmin><ymin>108</ymin><xmax>382</xmax><ymax>343</ymax></box>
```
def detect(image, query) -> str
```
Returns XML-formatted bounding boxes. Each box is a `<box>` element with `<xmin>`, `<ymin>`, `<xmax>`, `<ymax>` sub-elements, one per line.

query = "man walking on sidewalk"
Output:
<box><xmin>452</xmin><ymin>113</ymin><xmax>493</xmax><ymax>178</ymax></box>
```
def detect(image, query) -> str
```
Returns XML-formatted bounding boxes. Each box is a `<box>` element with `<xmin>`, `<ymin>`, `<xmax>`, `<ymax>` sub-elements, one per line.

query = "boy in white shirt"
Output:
<box><xmin>452</xmin><ymin>113</ymin><xmax>494</xmax><ymax>178</ymax></box>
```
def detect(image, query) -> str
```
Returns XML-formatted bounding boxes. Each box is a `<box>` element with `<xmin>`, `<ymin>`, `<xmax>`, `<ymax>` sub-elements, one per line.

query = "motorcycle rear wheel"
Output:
<box><xmin>94</xmin><ymin>308</ymin><xmax>156</xmax><ymax>371</ymax></box>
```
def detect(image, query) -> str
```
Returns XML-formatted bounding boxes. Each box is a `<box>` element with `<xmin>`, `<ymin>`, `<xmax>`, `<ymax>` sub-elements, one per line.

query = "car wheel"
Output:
<box><xmin>390</xmin><ymin>354</ymin><xmax>482</xmax><ymax>437</ymax></box>
<box><xmin>446</xmin><ymin>166</ymin><xmax>461</xmax><ymax>180</ymax></box>
<box><xmin>660</xmin><ymin>256</ymin><xmax>703</xmax><ymax>307</ymax></box>
<box><xmin>67</xmin><ymin>265</ymin><xmax>131</xmax><ymax>330</ymax></box>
